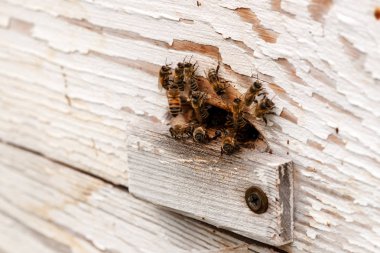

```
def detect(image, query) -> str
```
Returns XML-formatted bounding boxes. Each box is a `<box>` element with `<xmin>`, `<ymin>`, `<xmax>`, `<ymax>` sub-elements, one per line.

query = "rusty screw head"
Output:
<box><xmin>245</xmin><ymin>186</ymin><xmax>268</xmax><ymax>214</ymax></box>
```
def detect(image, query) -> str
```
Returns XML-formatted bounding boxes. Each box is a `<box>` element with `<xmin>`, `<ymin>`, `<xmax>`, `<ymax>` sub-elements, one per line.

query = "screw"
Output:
<box><xmin>245</xmin><ymin>186</ymin><xmax>268</xmax><ymax>214</ymax></box>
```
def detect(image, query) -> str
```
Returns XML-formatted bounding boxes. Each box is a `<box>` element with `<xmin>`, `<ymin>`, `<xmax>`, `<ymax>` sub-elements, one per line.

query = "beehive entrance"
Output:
<box><xmin>159</xmin><ymin>60</ymin><xmax>274</xmax><ymax>155</ymax></box>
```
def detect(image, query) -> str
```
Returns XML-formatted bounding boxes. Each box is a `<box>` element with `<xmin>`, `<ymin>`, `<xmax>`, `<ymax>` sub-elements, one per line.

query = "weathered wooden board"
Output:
<box><xmin>0</xmin><ymin>0</ymin><xmax>380</xmax><ymax>252</ymax></box>
<box><xmin>127</xmin><ymin>122</ymin><xmax>293</xmax><ymax>246</ymax></box>
<box><xmin>0</xmin><ymin>142</ymin><xmax>284</xmax><ymax>253</ymax></box>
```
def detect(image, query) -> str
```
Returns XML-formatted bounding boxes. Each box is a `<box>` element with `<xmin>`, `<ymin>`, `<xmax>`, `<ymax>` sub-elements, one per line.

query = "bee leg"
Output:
<box><xmin>212</xmin><ymin>130</ymin><xmax>222</xmax><ymax>140</ymax></box>
<box><xmin>220</xmin><ymin>147</ymin><xmax>224</xmax><ymax>156</ymax></box>
<box><xmin>194</xmin><ymin>63</ymin><xmax>199</xmax><ymax>72</ymax></box>
<box><xmin>263</xmin><ymin>116</ymin><xmax>268</xmax><ymax>126</ymax></box>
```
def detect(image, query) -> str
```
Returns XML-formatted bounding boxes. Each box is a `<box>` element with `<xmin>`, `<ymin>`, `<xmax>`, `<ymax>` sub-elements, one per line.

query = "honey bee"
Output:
<box><xmin>189</xmin><ymin>76</ymin><xmax>198</xmax><ymax>93</ymax></box>
<box><xmin>193</xmin><ymin>126</ymin><xmax>206</xmax><ymax>142</ymax></box>
<box><xmin>173</xmin><ymin>62</ymin><xmax>185</xmax><ymax>91</ymax></box>
<box><xmin>221</xmin><ymin>130</ymin><xmax>238</xmax><ymax>155</ymax></box>
<box><xmin>184</xmin><ymin>61</ymin><xmax>198</xmax><ymax>94</ymax></box>
<box><xmin>190</xmin><ymin>91</ymin><xmax>209</xmax><ymax>123</ymax></box>
<box><xmin>169</xmin><ymin>114</ymin><xmax>193</xmax><ymax>139</ymax></box>
<box><xmin>158</xmin><ymin>63</ymin><xmax>172</xmax><ymax>91</ymax></box>
<box><xmin>230</xmin><ymin>97</ymin><xmax>246</xmax><ymax>130</ymax></box>
<box><xmin>254</xmin><ymin>96</ymin><xmax>276</xmax><ymax>125</ymax></box>
<box><xmin>207</xmin><ymin>63</ymin><xmax>228</xmax><ymax>95</ymax></box>
<box><xmin>244</xmin><ymin>77</ymin><xmax>267</xmax><ymax>107</ymax></box>
<box><xmin>167</xmin><ymin>82</ymin><xmax>182</xmax><ymax>117</ymax></box>
<box><xmin>226</xmin><ymin>113</ymin><xmax>247</xmax><ymax>130</ymax></box>
<box><xmin>184</xmin><ymin>61</ymin><xmax>196</xmax><ymax>79</ymax></box>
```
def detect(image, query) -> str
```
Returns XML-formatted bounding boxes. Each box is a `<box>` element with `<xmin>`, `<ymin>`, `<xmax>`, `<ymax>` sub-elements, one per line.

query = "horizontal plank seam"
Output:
<box><xmin>0</xmin><ymin>139</ymin><xmax>288</xmax><ymax>252</ymax></box>
<box><xmin>0</xmin><ymin>138</ymin><xmax>128</xmax><ymax>192</ymax></box>
<box><xmin>0</xmin><ymin>208</ymin><xmax>77</xmax><ymax>253</ymax></box>
<box><xmin>0</xmin><ymin>196</ymin><xmax>119</xmax><ymax>253</ymax></box>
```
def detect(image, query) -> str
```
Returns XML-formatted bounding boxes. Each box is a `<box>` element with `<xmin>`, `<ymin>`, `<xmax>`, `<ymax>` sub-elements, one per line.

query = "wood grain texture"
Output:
<box><xmin>0</xmin><ymin>0</ymin><xmax>379</xmax><ymax>252</ymax></box>
<box><xmin>127</xmin><ymin>123</ymin><xmax>293</xmax><ymax>246</ymax></box>
<box><xmin>0</xmin><ymin>142</ymin><xmax>284</xmax><ymax>253</ymax></box>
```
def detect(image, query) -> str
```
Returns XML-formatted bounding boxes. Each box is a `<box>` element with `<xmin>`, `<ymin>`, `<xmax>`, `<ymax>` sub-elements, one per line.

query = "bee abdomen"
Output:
<box><xmin>226</xmin><ymin>114</ymin><xmax>246</xmax><ymax>129</ymax></box>
<box><xmin>190</xmin><ymin>77</ymin><xmax>198</xmax><ymax>92</ymax></box>
<box><xmin>167</xmin><ymin>90</ymin><xmax>182</xmax><ymax>117</ymax></box>
<box><xmin>174</xmin><ymin>68</ymin><xmax>185</xmax><ymax>91</ymax></box>
<box><xmin>237</xmin><ymin>116</ymin><xmax>247</xmax><ymax>129</ymax></box>
<box><xmin>244</xmin><ymin>93</ymin><xmax>255</xmax><ymax>107</ymax></box>
<box><xmin>174</xmin><ymin>75</ymin><xmax>185</xmax><ymax>91</ymax></box>
<box><xmin>168</xmin><ymin>98</ymin><xmax>181</xmax><ymax>116</ymax></box>
<box><xmin>176</xmin><ymin>80</ymin><xmax>185</xmax><ymax>91</ymax></box>
<box><xmin>225</xmin><ymin>114</ymin><xmax>233</xmax><ymax>128</ymax></box>
<box><xmin>201</xmin><ymin>108</ymin><xmax>209</xmax><ymax>121</ymax></box>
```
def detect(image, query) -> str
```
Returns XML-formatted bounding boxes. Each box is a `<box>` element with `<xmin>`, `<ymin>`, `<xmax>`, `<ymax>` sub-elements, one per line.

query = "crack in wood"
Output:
<box><xmin>0</xmin><ymin>139</ymin><xmax>128</xmax><ymax>192</ymax></box>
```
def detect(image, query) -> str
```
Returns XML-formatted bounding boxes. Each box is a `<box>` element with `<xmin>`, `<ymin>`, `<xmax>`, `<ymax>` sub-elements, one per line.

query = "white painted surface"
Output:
<box><xmin>128</xmin><ymin>128</ymin><xmax>293</xmax><ymax>246</ymax></box>
<box><xmin>0</xmin><ymin>0</ymin><xmax>379</xmax><ymax>252</ymax></box>
<box><xmin>0</xmin><ymin>142</ymin><xmax>281</xmax><ymax>253</ymax></box>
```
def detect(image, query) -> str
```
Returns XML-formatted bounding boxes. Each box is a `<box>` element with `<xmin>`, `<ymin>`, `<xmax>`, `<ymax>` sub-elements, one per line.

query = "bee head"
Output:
<box><xmin>193</xmin><ymin>127</ymin><xmax>206</xmax><ymax>142</ymax></box>
<box><xmin>162</xmin><ymin>65</ymin><xmax>171</xmax><ymax>72</ymax></box>
<box><xmin>253</xmin><ymin>80</ymin><xmax>262</xmax><ymax>89</ymax></box>
<box><xmin>184</xmin><ymin>62</ymin><xmax>193</xmax><ymax>68</ymax></box>
<box><xmin>233</xmin><ymin>97</ymin><xmax>242</xmax><ymax>105</ymax></box>
<box><xmin>222</xmin><ymin>141</ymin><xmax>235</xmax><ymax>154</ymax></box>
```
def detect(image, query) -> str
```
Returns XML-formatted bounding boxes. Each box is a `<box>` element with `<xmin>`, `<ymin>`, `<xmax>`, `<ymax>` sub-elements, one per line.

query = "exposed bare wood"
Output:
<box><xmin>0</xmin><ymin>142</ymin><xmax>282</xmax><ymax>253</ymax></box>
<box><xmin>128</xmin><ymin>122</ymin><xmax>293</xmax><ymax>246</ymax></box>
<box><xmin>0</xmin><ymin>0</ymin><xmax>379</xmax><ymax>252</ymax></box>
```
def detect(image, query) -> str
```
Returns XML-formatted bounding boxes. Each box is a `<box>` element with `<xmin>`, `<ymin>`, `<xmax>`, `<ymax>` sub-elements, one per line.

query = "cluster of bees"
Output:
<box><xmin>158</xmin><ymin>57</ymin><xmax>275</xmax><ymax>155</ymax></box>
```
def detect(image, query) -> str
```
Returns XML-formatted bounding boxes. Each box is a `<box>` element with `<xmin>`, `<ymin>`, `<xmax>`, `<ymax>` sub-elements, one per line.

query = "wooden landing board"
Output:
<box><xmin>127</xmin><ymin>125</ymin><xmax>293</xmax><ymax>246</ymax></box>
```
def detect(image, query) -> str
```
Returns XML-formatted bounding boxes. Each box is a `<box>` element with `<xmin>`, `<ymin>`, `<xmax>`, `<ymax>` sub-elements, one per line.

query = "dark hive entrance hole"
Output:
<box><xmin>235</xmin><ymin>121</ymin><xmax>260</xmax><ymax>143</ymax></box>
<box><xmin>205</xmin><ymin>106</ymin><xmax>228</xmax><ymax>128</ymax></box>
<box><xmin>204</xmin><ymin>105</ymin><xmax>260</xmax><ymax>144</ymax></box>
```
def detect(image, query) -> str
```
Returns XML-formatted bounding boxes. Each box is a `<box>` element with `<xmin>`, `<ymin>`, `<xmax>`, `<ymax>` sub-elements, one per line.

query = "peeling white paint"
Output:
<box><xmin>0</xmin><ymin>0</ymin><xmax>379</xmax><ymax>252</ymax></box>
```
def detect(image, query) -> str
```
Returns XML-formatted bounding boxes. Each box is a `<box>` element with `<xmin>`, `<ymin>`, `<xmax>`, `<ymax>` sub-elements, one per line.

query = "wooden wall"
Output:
<box><xmin>0</xmin><ymin>0</ymin><xmax>379</xmax><ymax>252</ymax></box>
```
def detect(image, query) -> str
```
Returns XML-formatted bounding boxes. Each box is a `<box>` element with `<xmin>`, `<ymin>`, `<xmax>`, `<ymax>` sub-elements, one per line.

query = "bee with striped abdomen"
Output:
<box><xmin>207</xmin><ymin>63</ymin><xmax>228</xmax><ymax>95</ymax></box>
<box><xmin>173</xmin><ymin>62</ymin><xmax>185</xmax><ymax>92</ymax></box>
<box><xmin>166</xmin><ymin>82</ymin><xmax>182</xmax><ymax>117</ymax></box>
<box><xmin>184</xmin><ymin>61</ymin><xmax>199</xmax><ymax>93</ymax></box>
<box><xmin>190</xmin><ymin>91</ymin><xmax>209</xmax><ymax>124</ymax></box>
<box><xmin>230</xmin><ymin>97</ymin><xmax>246</xmax><ymax>131</ymax></box>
